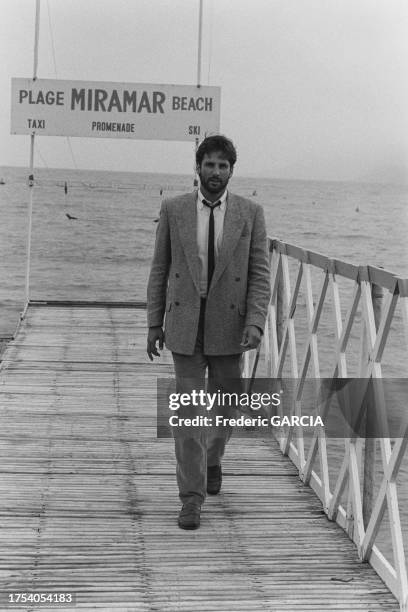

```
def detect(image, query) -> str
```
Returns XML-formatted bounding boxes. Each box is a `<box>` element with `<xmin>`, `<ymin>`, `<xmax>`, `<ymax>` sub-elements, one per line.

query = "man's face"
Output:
<box><xmin>197</xmin><ymin>151</ymin><xmax>233</xmax><ymax>197</ymax></box>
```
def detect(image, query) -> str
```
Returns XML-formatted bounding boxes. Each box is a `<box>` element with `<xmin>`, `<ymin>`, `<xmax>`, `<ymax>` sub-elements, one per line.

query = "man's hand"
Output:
<box><xmin>147</xmin><ymin>326</ymin><xmax>164</xmax><ymax>361</ymax></box>
<box><xmin>240</xmin><ymin>325</ymin><xmax>262</xmax><ymax>350</ymax></box>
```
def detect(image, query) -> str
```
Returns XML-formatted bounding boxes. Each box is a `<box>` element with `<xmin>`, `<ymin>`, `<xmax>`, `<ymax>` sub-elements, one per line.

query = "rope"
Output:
<box><xmin>46</xmin><ymin>0</ymin><xmax>58</xmax><ymax>78</ymax></box>
<box><xmin>35</xmin><ymin>143</ymin><xmax>49</xmax><ymax>169</ymax></box>
<box><xmin>66</xmin><ymin>137</ymin><xmax>78</xmax><ymax>170</ymax></box>
<box><xmin>46</xmin><ymin>0</ymin><xmax>79</xmax><ymax>171</ymax></box>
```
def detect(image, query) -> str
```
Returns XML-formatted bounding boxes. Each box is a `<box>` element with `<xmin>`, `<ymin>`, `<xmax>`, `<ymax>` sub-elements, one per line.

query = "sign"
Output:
<box><xmin>10</xmin><ymin>78</ymin><xmax>221</xmax><ymax>141</ymax></box>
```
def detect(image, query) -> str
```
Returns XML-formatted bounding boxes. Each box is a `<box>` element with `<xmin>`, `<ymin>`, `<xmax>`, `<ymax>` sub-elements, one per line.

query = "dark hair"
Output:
<box><xmin>196</xmin><ymin>135</ymin><xmax>237</xmax><ymax>169</ymax></box>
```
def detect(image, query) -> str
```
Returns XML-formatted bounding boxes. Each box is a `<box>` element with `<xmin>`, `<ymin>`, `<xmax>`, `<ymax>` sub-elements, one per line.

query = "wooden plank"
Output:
<box><xmin>0</xmin><ymin>304</ymin><xmax>399</xmax><ymax>611</ymax></box>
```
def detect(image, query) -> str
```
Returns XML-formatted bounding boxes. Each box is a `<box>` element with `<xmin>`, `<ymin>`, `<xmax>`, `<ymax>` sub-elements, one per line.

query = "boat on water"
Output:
<box><xmin>0</xmin><ymin>179</ymin><xmax>5</xmax><ymax>185</ymax></box>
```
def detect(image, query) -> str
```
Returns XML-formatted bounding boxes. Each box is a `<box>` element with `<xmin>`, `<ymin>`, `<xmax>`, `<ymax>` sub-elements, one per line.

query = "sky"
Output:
<box><xmin>1</xmin><ymin>0</ymin><xmax>408</xmax><ymax>182</ymax></box>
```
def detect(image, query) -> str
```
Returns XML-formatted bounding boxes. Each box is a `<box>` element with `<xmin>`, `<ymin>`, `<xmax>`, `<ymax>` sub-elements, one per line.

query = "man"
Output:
<box><xmin>147</xmin><ymin>135</ymin><xmax>270</xmax><ymax>530</ymax></box>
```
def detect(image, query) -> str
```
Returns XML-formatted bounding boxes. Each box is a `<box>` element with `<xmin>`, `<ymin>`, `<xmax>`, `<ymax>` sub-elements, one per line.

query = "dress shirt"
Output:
<box><xmin>196</xmin><ymin>189</ymin><xmax>227</xmax><ymax>297</ymax></box>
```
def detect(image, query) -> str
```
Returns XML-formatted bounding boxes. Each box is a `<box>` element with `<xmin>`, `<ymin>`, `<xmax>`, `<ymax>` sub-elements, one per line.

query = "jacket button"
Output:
<box><xmin>235</xmin><ymin>277</ymin><xmax>240</xmax><ymax>281</ymax></box>
<box><xmin>175</xmin><ymin>273</ymin><xmax>180</xmax><ymax>278</ymax></box>
<box><xmin>175</xmin><ymin>301</ymin><xmax>180</xmax><ymax>306</ymax></box>
<box><xmin>230</xmin><ymin>304</ymin><xmax>235</xmax><ymax>309</ymax></box>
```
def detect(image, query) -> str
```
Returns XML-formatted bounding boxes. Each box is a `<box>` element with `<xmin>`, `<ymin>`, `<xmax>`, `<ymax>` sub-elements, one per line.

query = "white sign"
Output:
<box><xmin>10</xmin><ymin>78</ymin><xmax>221</xmax><ymax>141</ymax></box>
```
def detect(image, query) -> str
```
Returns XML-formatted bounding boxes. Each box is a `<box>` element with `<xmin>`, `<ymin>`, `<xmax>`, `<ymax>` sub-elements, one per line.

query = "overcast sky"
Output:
<box><xmin>1</xmin><ymin>0</ymin><xmax>407</xmax><ymax>182</ymax></box>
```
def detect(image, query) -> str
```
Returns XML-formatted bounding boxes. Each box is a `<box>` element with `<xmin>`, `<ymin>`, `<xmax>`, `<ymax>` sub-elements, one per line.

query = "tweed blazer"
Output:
<box><xmin>147</xmin><ymin>191</ymin><xmax>270</xmax><ymax>355</ymax></box>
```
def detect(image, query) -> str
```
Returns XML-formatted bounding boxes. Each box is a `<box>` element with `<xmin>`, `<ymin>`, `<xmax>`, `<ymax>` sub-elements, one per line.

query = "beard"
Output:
<box><xmin>198</xmin><ymin>173</ymin><xmax>230</xmax><ymax>195</ymax></box>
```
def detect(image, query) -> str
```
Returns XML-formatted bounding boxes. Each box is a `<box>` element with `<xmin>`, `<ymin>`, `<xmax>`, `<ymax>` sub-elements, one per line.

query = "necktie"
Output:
<box><xmin>203</xmin><ymin>200</ymin><xmax>221</xmax><ymax>293</ymax></box>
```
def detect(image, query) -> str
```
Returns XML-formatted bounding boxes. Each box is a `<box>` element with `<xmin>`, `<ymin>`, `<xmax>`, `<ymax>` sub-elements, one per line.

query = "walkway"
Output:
<box><xmin>0</xmin><ymin>304</ymin><xmax>398</xmax><ymax>611</ymax></box>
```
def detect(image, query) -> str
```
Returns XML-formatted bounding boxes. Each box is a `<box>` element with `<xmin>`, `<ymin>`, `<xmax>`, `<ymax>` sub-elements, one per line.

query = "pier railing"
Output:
<box><xmin>244</xmin><ymin>237</ymin><xmax>408</xmax><ymax>610</ymax></box>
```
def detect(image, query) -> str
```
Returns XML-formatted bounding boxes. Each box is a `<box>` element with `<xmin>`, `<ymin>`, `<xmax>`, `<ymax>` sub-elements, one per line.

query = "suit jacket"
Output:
<box><xmin>147</xmin><ymin>191</ymin><xmax>270</xmax><ymax>355</ymax></box>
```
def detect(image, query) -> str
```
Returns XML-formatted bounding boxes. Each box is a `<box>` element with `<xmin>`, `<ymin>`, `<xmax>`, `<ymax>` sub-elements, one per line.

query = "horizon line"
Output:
<box><xmin>1</xmin><ymin>163</ymin><xmax>406</xmax><ymax>188</ymax></box>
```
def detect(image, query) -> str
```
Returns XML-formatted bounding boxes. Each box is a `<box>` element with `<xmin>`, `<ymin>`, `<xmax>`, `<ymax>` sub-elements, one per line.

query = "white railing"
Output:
<box><xmin>244</xmin><ymin>237</ymin><xmax>408</xmax><ymax>610</ymax></box>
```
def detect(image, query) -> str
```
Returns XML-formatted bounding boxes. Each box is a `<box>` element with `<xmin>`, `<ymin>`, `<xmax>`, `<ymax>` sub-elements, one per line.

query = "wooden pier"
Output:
<box><xmin>0</xmin><ymin>298</ymin><xmax>402</xmax><ymax>611</ymax></box>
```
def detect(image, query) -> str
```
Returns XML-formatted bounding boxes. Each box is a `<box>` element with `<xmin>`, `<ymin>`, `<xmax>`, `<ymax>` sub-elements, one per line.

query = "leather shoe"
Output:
<box><xmin>178</xmin><ymin>503</ymin><xmax>201</xmax><ymax>530</ymax></box>
<box><xmin>207</xmin><ymin>464</ymin><xmax>222</xmax><ymax>495</ymax></box>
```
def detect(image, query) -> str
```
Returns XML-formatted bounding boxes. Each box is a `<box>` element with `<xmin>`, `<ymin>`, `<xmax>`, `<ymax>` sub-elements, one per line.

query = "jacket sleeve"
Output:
<box><xmin>245</xmin><ymin>204</ymin><xmax>271</xmax><ymax>331</ymax></box>
<box><xmin>146</xmin><ymin>200</ymin><xmax>171</xmax><ymax>327</ymax></box>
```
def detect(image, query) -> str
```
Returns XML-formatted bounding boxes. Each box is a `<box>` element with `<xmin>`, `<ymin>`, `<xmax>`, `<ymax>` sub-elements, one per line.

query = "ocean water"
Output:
<box><xmin>1</xmin><ymin>165</ymin><xmax>407</xmax><ymax>377</ymax></box>
<box><xmin>0</xmin><ymin>165</ymin><xmax>407</xmax><ymax>566</ymax></box>
<box><xmin>0</xmin><ymin>165</ymin><xmax>406</xmax><ymax>336</ymax></box>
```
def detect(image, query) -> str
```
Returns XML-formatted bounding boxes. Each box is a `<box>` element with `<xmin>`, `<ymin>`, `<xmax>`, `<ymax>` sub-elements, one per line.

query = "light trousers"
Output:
<box><xmin>171</xmin><ymin>300</ymin><xmax>242</xmax><ymax>505</ymax></box>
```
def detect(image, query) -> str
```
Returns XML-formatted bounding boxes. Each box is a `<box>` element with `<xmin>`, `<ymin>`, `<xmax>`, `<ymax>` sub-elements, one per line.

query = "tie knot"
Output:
<box><xmin>203</xmin><ymin>199</ymin><xmax>221</xmax><ymax>210</ymax></box>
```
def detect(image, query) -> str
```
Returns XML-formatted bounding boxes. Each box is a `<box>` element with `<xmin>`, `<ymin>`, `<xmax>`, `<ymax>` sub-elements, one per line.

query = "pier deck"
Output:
<box><xmin>0</xmin><ymin>304</ymin><xmax>399</xmax><ymax>611</ymax></box>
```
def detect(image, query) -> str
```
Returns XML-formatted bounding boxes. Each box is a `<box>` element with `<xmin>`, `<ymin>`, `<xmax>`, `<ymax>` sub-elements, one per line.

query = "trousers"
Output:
<box><xmin>171</xmin><ymin>299</ymin><xmax>242</xmax><ymax>505</ymax></box>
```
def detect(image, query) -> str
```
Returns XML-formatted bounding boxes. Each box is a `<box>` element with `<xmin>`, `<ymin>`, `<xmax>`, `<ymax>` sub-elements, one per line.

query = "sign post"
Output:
<box><xmin>24</xmin><ymin>0</ymin><xmax>41</xmax><ymax>311</ymax></box>
<box><xmin>194</xmin><ymin>0</ymin><xmax>204</xmax><ymax>187</ymax></box>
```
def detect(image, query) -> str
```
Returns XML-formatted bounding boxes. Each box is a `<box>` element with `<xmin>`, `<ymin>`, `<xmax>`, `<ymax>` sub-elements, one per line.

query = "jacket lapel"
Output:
<box><xmin>210</xmin><ymin>193</ymin><xmax>244</xmax><ymax>292</ymax></box>
<box><xmin>175</xmin><ymin>193</ymin><xmax>201</xmax><ymax>292</ymax></box>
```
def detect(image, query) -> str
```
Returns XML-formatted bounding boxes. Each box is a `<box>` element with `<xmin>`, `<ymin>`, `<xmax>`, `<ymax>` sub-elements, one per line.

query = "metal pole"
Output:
<box><xmin>33</xmin><ymin>0</ymin><xmax>41</xmax><ymax>79</ymax></box>
<box><xmin>197</xmin><ymin>0</ymin><xmax>203</xmax><ymax>87</ymax></box>
<box><xmin>24</xmin><ymin>136</ymin><xmax>35</xmax><ymax>305</ymax></box>
<box><xmin>24</xmin><ymin>0</ymin><xmax>41</xmax><ymax>308</ymax></box>
<box><xmin>193</xmin><ymin>0</ymin><xmax>204</xmax><ymax>188</ymax></box>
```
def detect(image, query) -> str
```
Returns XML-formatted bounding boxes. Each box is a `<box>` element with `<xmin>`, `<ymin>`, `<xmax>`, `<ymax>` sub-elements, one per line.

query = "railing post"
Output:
<box><xmin>362</xmin><ymin>282</ymin><xmax>383</xmax><ymax>528</ymax></box>
<box><xmin>276</xmin><ymin>263</ymin><xmax>284</xmax><ymax>353</ymax></box>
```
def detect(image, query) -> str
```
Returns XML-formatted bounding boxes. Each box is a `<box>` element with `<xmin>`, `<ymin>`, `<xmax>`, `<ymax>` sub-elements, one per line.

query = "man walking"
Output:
<box><xmin>147</xmin><ymin>135</ymin><xmax>270</xmax><ymax>529</ymax></box>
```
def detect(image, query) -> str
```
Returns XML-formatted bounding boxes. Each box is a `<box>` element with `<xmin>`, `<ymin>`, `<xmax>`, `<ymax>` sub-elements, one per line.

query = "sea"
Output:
<box><xmin>0</xmin><ymin>164</ymin><xmax>407</xmax><ymax>565</ymax></box>
<box><xmin>0</xmin><ymin>165</ymin><xmax>406</xmax><ymax>336</ymax></box>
